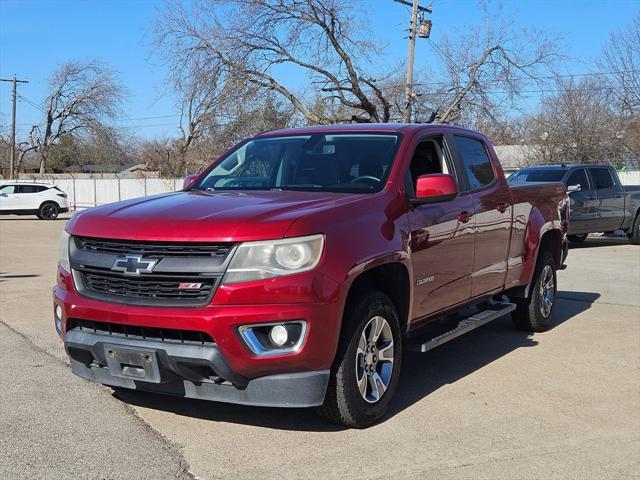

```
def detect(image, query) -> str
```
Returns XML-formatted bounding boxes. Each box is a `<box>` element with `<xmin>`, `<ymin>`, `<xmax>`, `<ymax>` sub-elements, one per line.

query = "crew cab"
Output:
<box><xmin>0</xmin><ymin>182</ymin><xmax>69</xmax><ymax>220</ymax></box>
<box><xmin>509</xmin><ymin>164</ymin><xmax>640</xmax><ymax>244</ymax></box>
<box><xmin>54</xmin><ymin>124</ymin><xmax>569</xmax><ymax>428</ymax></box>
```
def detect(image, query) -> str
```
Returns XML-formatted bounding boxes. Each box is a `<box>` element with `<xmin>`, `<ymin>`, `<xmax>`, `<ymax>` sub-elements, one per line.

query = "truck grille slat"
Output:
<box><xmin>76</xmin><ymin>237</ymin><xmax>231</xmax><ymax>257</ymax></box>
<box><xmin>67</xmin><ymin>318</ymin><xmax>214</xmax><ymax>346</ymax></box>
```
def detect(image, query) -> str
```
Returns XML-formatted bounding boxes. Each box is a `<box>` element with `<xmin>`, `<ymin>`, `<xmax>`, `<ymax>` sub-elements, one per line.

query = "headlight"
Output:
<box><xmin>223</xmin><ymin>234</ymin><xmax>324</xmax><ymax>284</ymax></box>
<box><xmin>58</xmin><ymin>231</ymin><xmax>71</xmax><ymax>272</ymax></box>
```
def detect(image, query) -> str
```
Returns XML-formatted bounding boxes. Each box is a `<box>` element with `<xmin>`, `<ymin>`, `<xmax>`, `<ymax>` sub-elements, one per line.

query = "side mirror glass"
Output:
<box><xmin>411</xmin><ymin>173</ymin><xmax>459</xmax><ymax>204</ymax></box>
<box><xmin>567</xmin><ymin>184</ymin><xmax>581</xmax><ymax>193</ymax></box>
<box><xmin>183</xmin><ymin>173</ymin><xmax>199</xmax><ymax>189</ymax></box>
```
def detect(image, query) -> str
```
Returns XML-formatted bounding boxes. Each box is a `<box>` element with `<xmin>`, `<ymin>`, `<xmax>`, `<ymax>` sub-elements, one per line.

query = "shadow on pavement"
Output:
<box><xmin>113</xmin><ymin>290</ymin><xmax>600</xmax><ymax>431</ymax></box>
<box><xmin>568</xmin><ymin>237</ymin><xmax>630</xmax><ymax>249</ymax></box>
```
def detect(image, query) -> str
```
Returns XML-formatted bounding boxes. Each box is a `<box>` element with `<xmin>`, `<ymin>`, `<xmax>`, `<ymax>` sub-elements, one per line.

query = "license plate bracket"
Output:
<box><xmin>104</xmin><ymin>345</ymin><xmax>161</xmax><ymax>383</ymax></box>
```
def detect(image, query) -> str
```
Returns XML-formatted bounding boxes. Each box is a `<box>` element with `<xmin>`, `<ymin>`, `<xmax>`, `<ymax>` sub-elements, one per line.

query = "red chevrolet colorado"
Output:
<box><xmin>54</xmin><ymin>124</ymin><xmax>569</xmax><ymax>428</ymax></box>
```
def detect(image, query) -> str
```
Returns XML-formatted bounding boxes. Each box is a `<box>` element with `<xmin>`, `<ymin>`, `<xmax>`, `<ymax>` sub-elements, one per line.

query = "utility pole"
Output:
<box><xmin>1</xmin><ymin>75</ymin><xmax>29</xmax><ymax>179</ymax></box>
<box><xmin>394</xmin><ymin>0</ymin><xmax>432</xmax><ymax>123</ymax></box>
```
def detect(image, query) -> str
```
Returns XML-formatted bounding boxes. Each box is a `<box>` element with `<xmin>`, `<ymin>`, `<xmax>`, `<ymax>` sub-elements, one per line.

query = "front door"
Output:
<box><xmin>0</xmin><ymin>185</ymin><xmax>19</xmax><ymax>210</ymax></box>
<box><xmin>405</xmin><ymin>134</ymin><xmax>476</xmax><ymax>320</ymax></box>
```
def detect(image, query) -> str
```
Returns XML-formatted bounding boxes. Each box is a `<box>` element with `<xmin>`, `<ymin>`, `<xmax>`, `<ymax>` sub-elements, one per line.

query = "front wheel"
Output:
<box><xmin>512</xmin><ymin>251</ymin><xmax>557</xmax><ymax>332</ymax></box>
<box><xmin>317</xmin><ymin>291</ymin><xmax>402</xmax><ymax>428</ymax></box>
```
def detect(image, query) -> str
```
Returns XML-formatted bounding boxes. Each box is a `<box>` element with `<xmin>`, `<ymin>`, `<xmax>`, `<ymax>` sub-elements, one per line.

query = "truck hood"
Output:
<box><xmin>67</xmin><ymin>190</ymin><xmax>365</xmax><ymax>242</ymax></box>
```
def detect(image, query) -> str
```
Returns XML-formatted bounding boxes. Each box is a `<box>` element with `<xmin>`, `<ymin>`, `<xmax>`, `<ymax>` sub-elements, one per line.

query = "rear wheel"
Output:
<box><xmin>567</xmin><ymin>234</ymin><xmax>588</xmax><ymax>243</ymax></box>
<box><xmin>38</xmin><ymin>202</ymin><xmax>59</xmax><ymax>220</ymax></box>
<box><xmin>512</xmin><ymin>251</ymin><xmax>557</xmax><ymax>332</ymax></box>
<box><xmin>317</xmin><ymin>291</ymin><xmax>402</xmax><ymax>428</ymax></box>
<box><xmin>628</xmin><ymin>213</ymin><xmax>640</xmax><ymax>245</ymax></box>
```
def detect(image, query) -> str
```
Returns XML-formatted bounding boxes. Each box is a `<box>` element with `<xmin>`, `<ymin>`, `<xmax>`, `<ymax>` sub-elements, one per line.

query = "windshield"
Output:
<box><xmin>190</xmin><ymin>133</ymin><xmax>401</xmax><ymax>193</ymax></box>
<box><xmin>508</xmin><ymin>169</ymin><xmax>566</xmax><ymax>184</ymax></box>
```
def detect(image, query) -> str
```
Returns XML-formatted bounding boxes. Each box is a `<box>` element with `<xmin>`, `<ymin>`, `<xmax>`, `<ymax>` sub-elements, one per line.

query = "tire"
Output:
<box><xmin>628</xmin><ymin>213</ymin><xmax>640</xmax><ymax>245</ymax></box>
<box><xmin>316</xmin><ymin>291</ymin><xmax>402</xmax><ymax>428</ymax></box>
<box><xmin>567</xmin><ymin>234</ymin><xmax>588</xmax><ymax>243</ymax></box>
<box><xmin>39</xmin><ymin>202</ymin><xmax>59</xmax><ymax>220</ymax></box>
<box><xmin>512</xmin><ymin>251</ymin><xmax>557</xmax><ymax>332</ymax></box>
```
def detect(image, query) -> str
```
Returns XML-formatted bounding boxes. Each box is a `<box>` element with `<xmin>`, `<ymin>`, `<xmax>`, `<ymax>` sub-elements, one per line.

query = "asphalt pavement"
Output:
<box><xmin>1</xmin><ymin>217</ymin><xmax>638</xmax><ymax>479</ymax></box>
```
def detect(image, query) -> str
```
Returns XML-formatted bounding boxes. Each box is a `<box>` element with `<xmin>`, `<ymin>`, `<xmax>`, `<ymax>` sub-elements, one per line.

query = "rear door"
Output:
<box><xmin>14</xmin><ymin>185</ymin><xmax>42</xmax><ymax>210</ymax></box>
<box><xmin>588</xmin><ymin>167</ymin><xmax>625</xmax><ymax>231</ymax></box>
<box><xmin>451</xmin><ymin>134</ymin><xmax>512</xmax><ymax>298</ymax></box>
<box><xmin>405</xmin><ymin>133</ymin><xmax>476</xmax><ymax>320</ymax></box>
<box><xmin>565</xmin><ymin>168</ymin><xmax>598</xmax><ymax>234</ymax></box>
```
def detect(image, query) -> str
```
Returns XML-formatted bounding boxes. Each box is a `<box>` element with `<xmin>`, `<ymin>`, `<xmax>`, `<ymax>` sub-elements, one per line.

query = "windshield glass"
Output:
<box><xmin>508</xmin><ymin>169</ymin><xmax>566</xmax><ymax>184</ymax></box>
<box><xmin>190</xmin><ymin>133</ymin><xmax>401</xmax><ymax>193</ymax></box>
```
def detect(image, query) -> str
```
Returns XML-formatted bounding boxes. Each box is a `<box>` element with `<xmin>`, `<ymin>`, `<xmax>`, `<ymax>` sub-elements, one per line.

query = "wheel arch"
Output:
<box><xmin>342</xmin><ymin>260</ymin><xmax>411</xmax><ymax>336</ymax></box>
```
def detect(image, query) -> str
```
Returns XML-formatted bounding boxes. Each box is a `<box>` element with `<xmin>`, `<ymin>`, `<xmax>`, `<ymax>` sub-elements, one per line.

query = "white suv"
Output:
<box><xmin>0</xmin><ymin>183</ymin><xmax>69</xmax><ymax>220</ymax></box>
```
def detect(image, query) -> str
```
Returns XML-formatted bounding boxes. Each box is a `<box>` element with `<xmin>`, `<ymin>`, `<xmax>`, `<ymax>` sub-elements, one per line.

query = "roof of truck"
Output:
<box><xmin>258</xmin><ymin>122</ymin><xmax>481</xmax><ymax>137</ymax></box>
<box><xmin>518</xmin><ymin>164</ymin><xmax>612</xmax><ymax>171</ymax></box>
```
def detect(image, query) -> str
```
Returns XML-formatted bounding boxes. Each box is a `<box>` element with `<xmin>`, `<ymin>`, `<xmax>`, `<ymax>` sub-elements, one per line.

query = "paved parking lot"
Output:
<box><xmin>1</xmin><ymin>217</ymin><xmax>639</xmax><ymax>479</ymax></box>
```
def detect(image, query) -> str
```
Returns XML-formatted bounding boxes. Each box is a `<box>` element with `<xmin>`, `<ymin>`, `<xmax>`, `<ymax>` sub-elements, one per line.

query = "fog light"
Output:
<box><xmin>54</xmin><ymin>305</ymin><xmax>63</xmax><ymax>333</ymax></box>
<box><xmin>269</xmin><ymin>325</ymin><xmax>288</xmax><ymax>347</ymax></box>
<box><xmin>238</xmin><ymin>321</ymin><xmax>307</xmax><ymax>356</ymax></box>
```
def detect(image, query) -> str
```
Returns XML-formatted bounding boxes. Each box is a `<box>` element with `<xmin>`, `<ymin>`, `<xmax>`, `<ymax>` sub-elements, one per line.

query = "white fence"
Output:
<box><xmin>8</xmin><ymin>177</ymin><xmax>183</xmax><ymax>210</ymax></box>
<box><xmin>618</xmin><ymin>171</ymin><xmax>640</xmax><ymax>186</ymax></box>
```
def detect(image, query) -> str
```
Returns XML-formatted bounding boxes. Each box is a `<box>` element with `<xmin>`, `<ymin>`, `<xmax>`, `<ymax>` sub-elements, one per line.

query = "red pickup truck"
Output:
<box><xmin>54</xmin><ymin>124</ymin><xmax>569</xmax><ymax>428</ymax></box>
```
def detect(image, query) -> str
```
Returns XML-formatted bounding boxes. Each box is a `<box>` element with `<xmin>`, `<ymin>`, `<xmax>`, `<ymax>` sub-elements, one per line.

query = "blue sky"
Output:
<box><xmin>1</xmin><ymin>0</ymin><xmax>638</xmax><ymax>140</ymax></box>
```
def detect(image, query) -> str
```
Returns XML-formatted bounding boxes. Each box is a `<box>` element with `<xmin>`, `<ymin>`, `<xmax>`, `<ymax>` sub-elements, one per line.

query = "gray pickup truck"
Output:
<box><xmin>508</xmin><ymin>164</ymin><xmax>640</xmax><ymax>244</ymax></box>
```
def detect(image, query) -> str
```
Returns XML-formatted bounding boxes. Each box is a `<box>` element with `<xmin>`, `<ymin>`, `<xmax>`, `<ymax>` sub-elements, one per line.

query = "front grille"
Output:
<box><xmin>75</xmin><ymin>236</ymin><xmax>232</xmax><ymax>258</ymax></box>
<box><xmin>78</xmin><ymin>268</ymin><xmax>217</xmax><ymax>306</ymax></box>
<box><xmin>71</xmin><ymin>236</ymin><xmax>233</xmax><ymax>307</ymax></box>
<box><xmin>67</xmin><ymin>318</ymin><xmax>215</xmax><ymax>346</ymax></box>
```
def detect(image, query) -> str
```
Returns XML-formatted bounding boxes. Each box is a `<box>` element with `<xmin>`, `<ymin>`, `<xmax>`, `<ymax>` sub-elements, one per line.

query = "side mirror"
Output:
<box><xmin>567</xmin><ymin>184</ymin><xmax>581</xmax><ymax>193</ymax></box>
<box><xmin>411</xmin><ymin>174</ymin><xmax>459</xmax><ymax>205</ymax></box>
<box><xmin>183</xmin><ymin>173</ymin><xmax>199</xmax><ymax>189</ymax></box>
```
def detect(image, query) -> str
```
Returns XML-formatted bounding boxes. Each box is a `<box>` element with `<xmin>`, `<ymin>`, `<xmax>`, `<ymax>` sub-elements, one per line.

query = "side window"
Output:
<box><xmin>408</xmin><ymin>137</ymin><xmax>449</xmax><ymax>186</ymax></box>
<box><xmin>454</xmin><ymin>136</ymin><xmax>495</xmax><ymax>191</ymax></box>
<box><xmin>17</xmin><ymin>185</ymin><xmax>38</xmax><ymax>194</ymax></box>
<box><xmin>566</xmin><ymin>169</ymin><xmax>589</xmax><ymax>190</ymax></box>
<box><xmin>0</xmin><ymin>185</ymin><xmax>17</xmax><ymax>194</ymax></box>
<box><xmin>589</xmin><ymin>168</ymin><xmax>615</xmax><ymax>190</ymax></box>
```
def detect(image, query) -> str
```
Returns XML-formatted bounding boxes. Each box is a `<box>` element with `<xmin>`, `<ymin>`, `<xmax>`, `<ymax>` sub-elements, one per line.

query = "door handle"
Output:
<box><xmin>496</xmin><ymin>202</ymin><xmax>509</xmax><ymax>213</ymax></box>
<box><xmin>586</xmin><ymin>196</ymin><xmax>597</xmax><ymax>200</ymax></box>
<box><xmin>458</xmin><ymin>211</ymin><xmax>473</xmax><ymax>223</ymax></box>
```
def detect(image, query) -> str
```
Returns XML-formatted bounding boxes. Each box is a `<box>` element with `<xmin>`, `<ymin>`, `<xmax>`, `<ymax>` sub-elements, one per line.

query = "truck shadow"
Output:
<box><xmin>114</xmin><ymin>290</ymin><xmax>600</xmax><ymax>432</ymax></box>
<box><xmin>568</xmin><ymin>237</ymin><xmax>630</xmax><ymax>249</ymax></box>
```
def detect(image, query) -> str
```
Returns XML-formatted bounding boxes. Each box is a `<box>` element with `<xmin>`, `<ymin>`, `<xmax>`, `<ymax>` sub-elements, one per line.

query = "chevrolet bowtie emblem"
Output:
<box><xmin>111</xmin><ymin>255</ymin><xmax>157</xmax><ymax>276</ymax></box>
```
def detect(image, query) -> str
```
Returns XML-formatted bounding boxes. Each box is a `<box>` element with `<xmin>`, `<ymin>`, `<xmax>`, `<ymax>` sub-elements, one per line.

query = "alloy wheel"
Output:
<box><xmin>355</xmin><ymin>315</ymin><xmax>395</xmax><ymax>404</ymax></box>
<box><xmin>539</xmin><ymin>265</ymin><xmax>555</xmax><ymax>318</ymax></box>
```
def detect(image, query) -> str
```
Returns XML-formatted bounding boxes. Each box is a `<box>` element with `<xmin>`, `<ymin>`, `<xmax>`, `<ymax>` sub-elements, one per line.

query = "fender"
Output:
<box><xmin>337</xmin><ymin>251</ymin><xmax>413</xmax><ymax>333</ymax></box>
<box><xmin>510</xmin><ymin>206</ymin><xmax>562</xmax><ymax>298</ymax></box>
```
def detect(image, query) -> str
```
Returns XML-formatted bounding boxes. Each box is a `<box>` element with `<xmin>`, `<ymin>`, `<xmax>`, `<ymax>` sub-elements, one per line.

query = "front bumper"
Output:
<box><xmin>54</xmin><ymin>265</ymin><xmax>343</xmax><ymax>407</ymax></box>
<box><xmin>65</xmin><ymin>329</ymin><xmax>329</xmax><ymax>407</ymax></box>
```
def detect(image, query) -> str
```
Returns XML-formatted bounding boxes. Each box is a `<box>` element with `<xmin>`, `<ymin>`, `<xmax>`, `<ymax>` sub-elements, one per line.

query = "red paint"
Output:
<box><xmin>55</xmin><ymin>123</ymin><xmax>568</xmax><ymax>380</ymax></box>
<box><xmin>415</xmin><ymin>174</ymin><xmax>458</xmax><ymax>198</ymax></box>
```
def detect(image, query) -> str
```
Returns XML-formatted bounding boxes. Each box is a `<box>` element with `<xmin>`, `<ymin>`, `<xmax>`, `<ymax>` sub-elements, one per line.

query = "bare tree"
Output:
<box><xmin>528</xmin><ymin>79</ymin><xmax>623</xmax><ymax>165</ymax></box>
<box><xmin>601</xmin><ymin>14</ymin><xmax>640</xmax><ymax>115</ymax></box>
<box><xmin>157</xmin><ymin>0</ymin><xmax>391</xmax><ymax>124</ymax></box>
<box><xmin>411</xmin><ymin>3</ymin><xmax>559</xmax><ymax>125</ymax></box>
<box><xmin>30</xmin><ymin>61</ymin><xmax>124</xmax><ymax>173</ymax></box>
<box><xmin>599</xmin><ymin>14</ymin><xmax>639</xmax><ymax>157</ymax></box>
